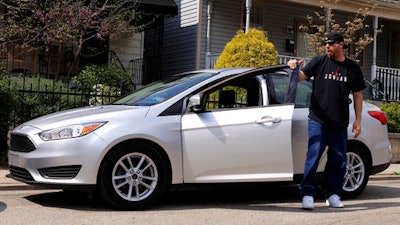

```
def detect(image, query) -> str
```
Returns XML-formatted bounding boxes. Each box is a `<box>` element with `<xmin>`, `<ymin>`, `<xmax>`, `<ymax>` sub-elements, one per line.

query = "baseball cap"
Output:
<box><xmin>325</xmin><ymin>32</ymin><xmax>348</xmax><ymax>49</ymax></box>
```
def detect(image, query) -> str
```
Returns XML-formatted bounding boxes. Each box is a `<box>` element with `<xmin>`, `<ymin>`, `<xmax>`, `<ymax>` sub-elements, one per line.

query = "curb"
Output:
<box><xmin>1</xmin><ymin>175</ymin><xmax>400</xmax><ymax>192</ymax></box>
<box><xmin>370</xmin><ymin>175</ymin><xmax>400</xmax><ymax>181</ymax></box>
<box><xmin>0</xmin><ymin>184</ymin><xmax>42</xmax><ymax>191</ymax></box>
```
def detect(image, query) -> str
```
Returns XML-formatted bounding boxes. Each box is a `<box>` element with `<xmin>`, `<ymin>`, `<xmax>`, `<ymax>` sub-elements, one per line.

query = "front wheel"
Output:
<box><xmin>98</xmin><ymin>142</ymin><xmax>168</xmax><ymax>210</ymax></box>
<box><xmin>341</xmin><ymin>143</ymin><xmax>370</xmax><ymax>198</ymax></box>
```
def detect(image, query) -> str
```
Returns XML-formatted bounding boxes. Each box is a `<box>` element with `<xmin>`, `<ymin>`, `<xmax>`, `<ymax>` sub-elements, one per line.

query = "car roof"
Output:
<box><xmin>174</xmin><ymin>64</ymin><xmax>290</xmax><ymax>80</ymax></box>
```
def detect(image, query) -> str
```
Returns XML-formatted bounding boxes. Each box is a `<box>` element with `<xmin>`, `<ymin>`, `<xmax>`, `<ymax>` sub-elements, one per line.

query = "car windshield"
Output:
<box><xmin>112</xmin><ymin>72</ymin><xmax>217</xmax><ymax>106</ymax></box>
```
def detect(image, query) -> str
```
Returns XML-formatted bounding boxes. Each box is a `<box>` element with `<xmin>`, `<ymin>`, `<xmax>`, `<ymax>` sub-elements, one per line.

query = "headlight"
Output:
<box><xmin>39</xmin><ymin>122</ymin><xmax>107</xmax><ymax>141</ymax></box>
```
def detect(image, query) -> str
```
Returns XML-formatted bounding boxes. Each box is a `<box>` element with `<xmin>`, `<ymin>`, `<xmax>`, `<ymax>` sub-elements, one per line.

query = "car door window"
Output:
<box><xmin>295</xmin><ymin>81</ymin><xmax>312</xmax><ymax>108</ymax></box>
<box><xmin>204</xmin><ymin>75</ymin><xmax>261</xmax><ymax>110</ymax></box>
<box><xmin>267</xmin><ymin>74</ymin><xmax>312</xmax><ymax>108</ymax></box>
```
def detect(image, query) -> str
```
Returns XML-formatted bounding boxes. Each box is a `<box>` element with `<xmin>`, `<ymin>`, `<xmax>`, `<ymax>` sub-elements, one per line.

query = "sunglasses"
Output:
<box><xmin>326</xmin><ymin>41</ymin><xmax>340</xmax><ymax>46</ymax></box>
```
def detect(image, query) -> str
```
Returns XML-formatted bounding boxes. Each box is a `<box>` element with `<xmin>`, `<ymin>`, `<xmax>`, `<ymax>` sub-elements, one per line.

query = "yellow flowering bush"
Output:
<box><xmin>214</xmin><ymin>28</ymin><xmax>279</xmax><ymax>68</ymax></box>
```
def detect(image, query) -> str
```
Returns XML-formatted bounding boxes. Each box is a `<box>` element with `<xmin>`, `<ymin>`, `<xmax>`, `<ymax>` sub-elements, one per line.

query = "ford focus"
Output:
<box><xmin>8</xmin><ymin>65</ymin><xmax>391</xmax><ymax>210</ymax></box>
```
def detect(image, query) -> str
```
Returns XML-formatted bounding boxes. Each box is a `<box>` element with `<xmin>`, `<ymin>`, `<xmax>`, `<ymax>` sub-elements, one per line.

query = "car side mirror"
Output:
<box><xmin>188</xmin><ymin>94</ymin><xmax>205</xmax><ymax>112</ymax></box>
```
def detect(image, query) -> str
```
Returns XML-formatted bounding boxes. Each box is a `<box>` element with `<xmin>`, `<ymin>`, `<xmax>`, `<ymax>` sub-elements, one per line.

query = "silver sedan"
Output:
<box><xmin>8</xmin><ymin>65</ymin><xmax>391</xmax><ymax>210</ymax></box>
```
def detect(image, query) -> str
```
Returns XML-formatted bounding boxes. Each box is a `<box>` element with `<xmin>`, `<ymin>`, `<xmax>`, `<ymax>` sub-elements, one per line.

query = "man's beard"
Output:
<box><xmin>327</xmin><ymin>50</ymin><xmax>335</xmax><ymax>59</ymax></box>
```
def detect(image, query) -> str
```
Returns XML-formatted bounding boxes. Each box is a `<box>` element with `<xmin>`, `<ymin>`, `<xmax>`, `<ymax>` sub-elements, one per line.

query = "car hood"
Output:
<box><xmin>17</xmin><ymin>105</ymin><xmax>150</xmax><ymax>131</ymax></box>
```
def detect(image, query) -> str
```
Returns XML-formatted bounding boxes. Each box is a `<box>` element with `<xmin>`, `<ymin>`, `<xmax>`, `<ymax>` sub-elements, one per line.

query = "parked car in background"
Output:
<box><xmin>7</xmin><ymin>65</ymin><xmax>391</xmax><ymax>210</ymax></box>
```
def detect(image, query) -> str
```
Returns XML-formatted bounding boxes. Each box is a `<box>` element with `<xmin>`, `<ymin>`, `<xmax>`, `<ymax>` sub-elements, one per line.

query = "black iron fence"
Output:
<box><xmin>0</xmin><ymin>75</ymin><xmax>125</xmax><ymax>128</ymax></box>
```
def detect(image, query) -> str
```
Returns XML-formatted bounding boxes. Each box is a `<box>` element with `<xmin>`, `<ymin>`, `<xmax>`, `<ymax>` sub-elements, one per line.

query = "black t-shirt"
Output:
<box><xmin>302</xmin><ymin>55</ymin><xmax>366</xmax><ymax>127</ymax></box>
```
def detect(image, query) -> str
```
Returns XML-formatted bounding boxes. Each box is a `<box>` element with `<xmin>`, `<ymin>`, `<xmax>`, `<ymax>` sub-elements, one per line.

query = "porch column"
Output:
<box><xmin>245</xmin><ymin>0</ymin><xmax>252</xmax><ymax>33</ymax></box>
<box><xmin>371</xmin><ymin>16</ymin><xmax>379</xmax><ymax>81</ymax></box>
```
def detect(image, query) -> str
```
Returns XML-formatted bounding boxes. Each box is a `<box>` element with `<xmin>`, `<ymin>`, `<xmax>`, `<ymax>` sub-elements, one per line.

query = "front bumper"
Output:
<box><xmin>8</xmin><ymin>129</ymin><xmax>108</xmax><ymax>187</ymax></box>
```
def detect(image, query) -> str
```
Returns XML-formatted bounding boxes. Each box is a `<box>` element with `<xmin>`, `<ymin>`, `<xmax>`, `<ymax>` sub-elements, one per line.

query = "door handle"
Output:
<box><xmin>255</xmin><ymin>116</ymin><xmax>282</xmax><ymax>124</ymax></box>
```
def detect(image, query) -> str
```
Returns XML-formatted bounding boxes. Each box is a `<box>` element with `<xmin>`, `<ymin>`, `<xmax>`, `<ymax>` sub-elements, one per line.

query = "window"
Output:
<box><xmin>204</xmin><ymin>75</ymin><xmax>261</xmax><ymax>110</ymax></box>
<box><xmin>267</xmin><ymin>73</ymin><xmax>312</xmax><ymax>108</ymax></box>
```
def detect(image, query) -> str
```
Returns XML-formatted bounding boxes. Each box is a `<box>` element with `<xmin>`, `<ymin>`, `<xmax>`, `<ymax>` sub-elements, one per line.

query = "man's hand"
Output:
<box><xmin>287</xmin><ymin>59</ymin><xmax>307</xmax><ymax>82</ymax></box>
<box><xmin>352</xmin><ymin>91</ymin><xmax>363</xmax><ymax>138</ymax></box>
<box><xmin>287</xmin><ymin>59</ymin><xmax>304</xmax><ymax>70</ymax></box>
<box><xmin>352</xmin><ymin>121</ymin><xmax>362</xmax><ymax>138</ymax></box>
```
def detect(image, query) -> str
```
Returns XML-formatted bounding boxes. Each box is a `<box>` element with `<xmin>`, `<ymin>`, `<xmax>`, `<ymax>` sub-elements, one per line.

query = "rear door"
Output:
<box><xmin>181</xmin><ymin>71</ymin><xmax>295</xmax><ymax>183</ymax></box>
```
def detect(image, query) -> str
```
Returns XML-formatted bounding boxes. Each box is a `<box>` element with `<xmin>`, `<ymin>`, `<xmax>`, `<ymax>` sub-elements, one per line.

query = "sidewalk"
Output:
<box><xmin>1</xmin><ymin>164</ymin><xmax>400</xmax><ymax>191</ymax></box>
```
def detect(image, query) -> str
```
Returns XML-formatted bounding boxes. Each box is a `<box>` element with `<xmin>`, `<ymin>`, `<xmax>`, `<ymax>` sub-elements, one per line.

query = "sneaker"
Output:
<box><xmin>302</xmin><ymin>196</ymin><xmax>314</xmax><ymax>209</ymax></box>
<box><xmin>326</xmin><ymin>194</ymin><xmax>344</xmax><ymax>208</ymax></box>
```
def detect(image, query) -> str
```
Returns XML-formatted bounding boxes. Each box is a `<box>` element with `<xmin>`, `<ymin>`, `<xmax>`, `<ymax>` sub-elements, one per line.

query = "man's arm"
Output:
<box><xmin>352</xmin><ymin>91</ymin><xmax>363</xmax><ymax>138</ymax></box>
<box><xmin>287</xmin><ymin>59</ymin><xmax>308</xmax><ymax>82</ymax></box>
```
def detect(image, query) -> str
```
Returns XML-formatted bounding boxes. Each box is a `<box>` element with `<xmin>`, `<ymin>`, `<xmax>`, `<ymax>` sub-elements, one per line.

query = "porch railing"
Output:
<box><xmin>129</xmin><ymin>58</ymin><xmax>143</xmax><ymax>87</ymax></box>
<box><xmin>277</xmin><ymin>55</ymin><xmax>311</xmax><ymax>67</ymax></box>
<box><xmin>205</xmin><ymin>53</ymin><xmax>310</xmax><ymax>69</ymax></box>
<box><xmin>372</xmin><ymin>66</ymin><xmax>400</xmax><ymax>102</ymax></box>
<box><xmin>205</xmin><ymin>52</ymin><xmax>220</xmax><ymax>69</ymax></box>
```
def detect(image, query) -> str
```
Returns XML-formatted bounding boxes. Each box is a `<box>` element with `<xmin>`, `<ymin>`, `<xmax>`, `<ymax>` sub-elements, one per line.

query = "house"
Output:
<box><xmin>137</xmin><ymin>0</ymin><xmax>400</xmax><ymax>100</ymax></box>
<box><xmin>2</xmin><ymin>0</ymin><xmax>399</xmax><ymax>100</ymax></box>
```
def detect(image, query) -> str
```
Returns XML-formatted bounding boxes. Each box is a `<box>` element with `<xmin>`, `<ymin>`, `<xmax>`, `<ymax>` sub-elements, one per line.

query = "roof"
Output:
<box><xmin>137</xmin><ymin>0</ymin><xmax>178</xmax><ymax>17</ymax></box>
<box><xmin>285</xmin><ymin>0</ymin><xmax>400</xmax><ymax>21</ymax></box>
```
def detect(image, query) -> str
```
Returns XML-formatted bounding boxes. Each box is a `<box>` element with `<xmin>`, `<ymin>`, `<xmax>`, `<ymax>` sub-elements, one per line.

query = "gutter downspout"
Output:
<box><xmin>196</xmin><ymin>0</ymin><xmax>203</xmax><ymax>69</ymax></box>
<box><xmin>371</xmin><ymin>16</ymin><xmax>378</xmax><ymax>81</ymax></box>
<box><xmin>206</xmin><ymin>0</ymin><xmax>212</xmax><ymax>68</ymax></box>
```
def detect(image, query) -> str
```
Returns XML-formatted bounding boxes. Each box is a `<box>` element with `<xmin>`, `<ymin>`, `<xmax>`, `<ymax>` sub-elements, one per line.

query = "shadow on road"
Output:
<box><xmin>24</xmin><ymin>181</ymin><xmax>400</xmax><ymax>212</ymax></box>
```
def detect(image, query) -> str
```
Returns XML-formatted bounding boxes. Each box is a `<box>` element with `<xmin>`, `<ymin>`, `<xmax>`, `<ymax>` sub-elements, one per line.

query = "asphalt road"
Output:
<box><xmin>1</xmin><ymin>177</ymin><xmax>400</xmax><ymax>225</ymax></box>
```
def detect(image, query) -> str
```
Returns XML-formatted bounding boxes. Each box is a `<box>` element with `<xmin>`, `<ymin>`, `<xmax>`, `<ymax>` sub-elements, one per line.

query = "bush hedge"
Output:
<box><xmin>0</xmin><ymin>90</ymin><xmax>14</xmax><ymax>165</ymax></box>
<box><xmin>214</xmin><ymin>28</ymin><xmax>279</xmax><ymax>68</ymax></box>
<box><xmin>72</xmin><ymin>60</ymin><xmax>133</xmax><ymax>95</ymax></box>
<box><xmin>380</xmin><ymin>102</ymin><xmax>400</xmax><ymax>133</ymax></box>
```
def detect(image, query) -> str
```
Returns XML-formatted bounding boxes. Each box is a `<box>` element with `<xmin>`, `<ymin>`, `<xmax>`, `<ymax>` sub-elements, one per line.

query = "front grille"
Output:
<box><xmin>10</xmin><ymin>134</ymin><xmax>36</xmax><ymax>152</ymax></box>
<box><xmin>38</xmin><ymin>165</ymin><xmax>82</xmax><ymax>179</ymax></box>
<box><xmin>9</xmin><ymin>166</ymin><xmax>35</xmax><ymax>182</ymax></box>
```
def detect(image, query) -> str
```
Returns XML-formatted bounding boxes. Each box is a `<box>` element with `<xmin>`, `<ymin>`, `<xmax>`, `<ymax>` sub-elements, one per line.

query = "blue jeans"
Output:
<box><xmin>299</xmin><ymin>119</ymin><xmax>347</xmax><ymax>198</ymax></box>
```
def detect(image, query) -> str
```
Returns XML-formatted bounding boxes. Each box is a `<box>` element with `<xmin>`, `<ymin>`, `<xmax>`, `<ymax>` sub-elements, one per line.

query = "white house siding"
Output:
<box><xmin>163</xmin><ymin>0</ymin><xmax>199</xmax><ymax>76</ymax></box>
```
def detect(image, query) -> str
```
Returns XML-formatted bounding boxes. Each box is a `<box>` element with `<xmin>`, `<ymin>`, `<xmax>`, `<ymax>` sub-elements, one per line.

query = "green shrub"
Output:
<box><xmin>380</xmin><ymin>102</ymin><xmax>400</xmax><ymax>133</ymax></box>
<box><xmin>0</xmin><ymin>70</ymin><xmax>14</xmax><ymax>165</ymax></box>
<box><xmin>0</xmin><ymin>62</ymin><xmax>132</xmax><ymax>166</ymax></box>
<box><xmin>214</xmin><ymin>28</ymin><xmax>279</xmax><ymax>68</ymax></box>
<box><xmin>0</xmin><ymin>91</ymin><xmax>13</xmax><ymax>165</ymax></box>
<box><xmin>1</xmin><ymin>75</ymin><xmax>87</xmax><ymax>125</ymax></box>
<box><xmin>73</xmin><ymin>60</ymin><xmax>133</xmax><ymax>95</ymax></box>
<box><xmin>0</xmin><ymin>75</ymin><xmax>90</xmax><ymax>166</ymax></box>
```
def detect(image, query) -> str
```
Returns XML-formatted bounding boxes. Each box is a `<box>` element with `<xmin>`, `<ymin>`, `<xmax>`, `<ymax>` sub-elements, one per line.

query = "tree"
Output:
<box><xmin>298</xmin><ymin>0</ymin><xmax>382</xmax><ymax>63</ymax></box>
<box><xmin>214</xmin><ymin>28</ymin><xmax>278</xmax><ymax>68</ymax></box>
<box><xmin>0</xmin><ymin>0</ymin><xmax>158</xmax><ymax>79</ymax></box>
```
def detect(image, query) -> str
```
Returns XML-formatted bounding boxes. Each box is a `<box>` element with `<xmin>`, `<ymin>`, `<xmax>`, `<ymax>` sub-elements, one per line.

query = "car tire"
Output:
<box><xmin>341</xmin><ymin>143</ymin><xmax>370</xmax><ymax>198</ymax></box>
<box><xmin>98</xmin><ymin>142</ymin><xmax>168</xmax><ymax>210</ymax></box>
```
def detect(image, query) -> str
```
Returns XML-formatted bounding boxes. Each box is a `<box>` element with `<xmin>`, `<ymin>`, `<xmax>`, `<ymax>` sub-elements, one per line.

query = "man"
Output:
<box><xmin>287</xmin><ymin>31</ymin><xmax>365</xmax><ymax>210</ymax></box>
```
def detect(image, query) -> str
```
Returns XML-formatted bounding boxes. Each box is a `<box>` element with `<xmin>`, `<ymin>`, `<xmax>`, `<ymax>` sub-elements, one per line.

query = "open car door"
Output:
<box><xmin>181</xmin><ymin>70</ymin><xmax>296</xmax><ymax>183</ymax></box>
